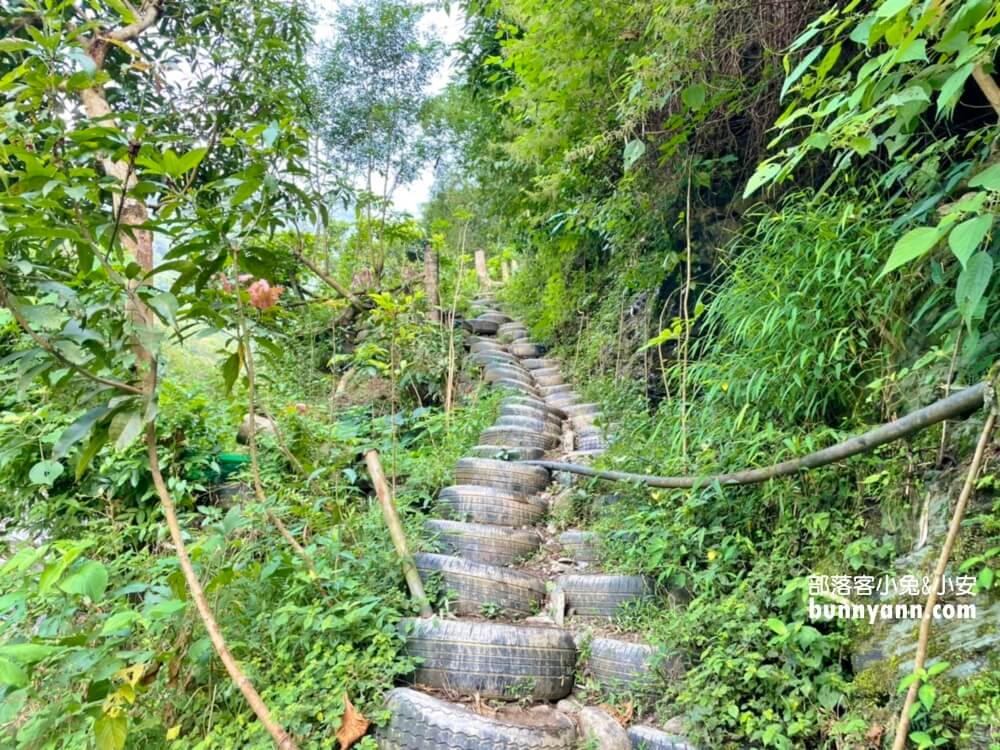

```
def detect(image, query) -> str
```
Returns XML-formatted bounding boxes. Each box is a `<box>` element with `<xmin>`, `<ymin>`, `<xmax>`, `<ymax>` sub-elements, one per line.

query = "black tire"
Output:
<box><xmin>500</xmin><ymin>397</ymin><xmax>558</xmax><ymax>416</ymax></box>
<box><xmin>576</xmin><ymin>427</ymin><xmax>608</xmax><ymax>451</ymax></box>
<box><xmin>627</xmin><ymin>725</ymin><xmax>697</xmax><ymax>750</ymax></box>
<box><xmin>545</xmin><ymin>392</ymin><xmax>580</xmax><ymax>408</ymax></box>
<box><xmin>465</xmin><ymin>319</ymin><xmax>499</xmax><ymax>335</ymax></box>
<box><xmin>470</xmin><ymin>340</ymin><xmax>506</xmax><ymax>353</ymax></box>
<box><xmin>425</xmin><ymin>519</ymin><xmax>542</xmax><ymax>565</ymax></box>
<box><xmin>471</xmin><ymin>354</ymin><xmax>520</xmax><ymax>370</ymax></box>
<box><xmin>522</xmin><ymin>358</ymin><xmax>560</xmax><ymax>370</ymax></box>
<box><xmin>437</xmin><ymin>485</ymin><xmax>545</xmax><ymax>526</ymax></box>
<box><xmin>539</xmin><ymin>384</ymin><xmax>573</xmax><ymax>397</ymax></box>
<box><xmin>378</xmin><ymin>688</ymin><xmax>578</xmax><ymax>749</ymax></box>
<box><xmin>499</xmin><ymin>408</ymin><xmax>563</xmax><ymax>434</ymax></box>
<box><xmin>414</xmin><ymin>553</ymin><xmax>546</xmax><ymax>617</ymax></box>
<box><xmin>494</xmin><ymin>415</ymin><xmax>561</xmax><ymax>438</ymax></box>
<box><xmin>455</xmin><ymin>458</ymin><xmax>550</xmax><ymax>495</ymax></box>
<box><xmin>484</xmin><ymin>366</ymin><xmax>533</xmax><ymax>386</ymax></box>
<box><xmin>534</xmin><ymin>375</ymin><xmax>565</xmax><ymax>388</ymax></box>
<box><xmin>510</xmin><ymin>342</ymin><xmax>543</xmax><ymax>358</ymax></box>
<box><xmin>480</xmin><ymin>426</ymin><xmax>556</xmax><ymax>451</ymax></box>
<box><xmin>479</xmin><ymin>312</ymin><xmax>512</xmax><ymax>325</ymax></box>
<box><xmin>492</xmin><ymin>379</ymin><xmax>541</xmax><ymax>397</ymax></box>
<box><xmin>558</xmin><ymin>530</ymin><xmax>601</xmax><ymax>563</ymax></box>
<box><xmin>584</xmin><ymin>637</ymin><xmax>668</xmax><ymax>694</ymax></box>
<box><xmin>400</xmin><ymin>618</ymin><xmax>576</xmax><ymax>701</ymax></box>
<box><xmin>468</xmin><ymin>445</ymin><xmax>545</xmax><ymax>461</ymax></box>
<box><xmin>554</xmin><ymin>574</ymin><xmax>655</xmax><ymax>617</ymax></box>
<box><xmin>562</xmin><ymin>403</ymin><xmax>600</xmax><ymax>418</ymax></box>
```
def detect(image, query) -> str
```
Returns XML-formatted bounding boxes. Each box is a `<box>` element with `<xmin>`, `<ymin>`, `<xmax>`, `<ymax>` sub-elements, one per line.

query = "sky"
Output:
<box><xmin>313</xmin><ymin>2</ymin><xmax>467</xmax><ymax>216</ymax></box>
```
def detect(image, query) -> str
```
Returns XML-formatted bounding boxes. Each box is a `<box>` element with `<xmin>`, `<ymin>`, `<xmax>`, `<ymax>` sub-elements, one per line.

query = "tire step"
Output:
<box><xmin>425</xmin><ymin>519</ymin><xmax>542</xmax><ymax>566</ymax></box>
<box><xmin>414</xmin><ymin>553</ymin><xmax>546</xmax><ymax>618</ymax></box>
<box><xmin>379</xmin><ymin>688</ymin><xmax>577</xmax><ymax>749</ymax></box>
<box><xmin>553</xmin><ymin>574</ymin><xmax>655</xmax><ymax>618</ymax></box>
<box><xmin>557</xmin><ymin>530</ymin><xmax>601</xmax><ymax>563</ymax></box>
<box><xmin>627</xmin><ymin>725</ymin><xmax>698</xmax><ymax>750</ymax></box>
<box><xmin>583</xmin><ymin>636</ymin><xmax>678</xmax><ymax>694</ymax></box>
<box><xmin>400</xmin><ymin>617</ymin><xmax>575</xmax><ymax>701</ymax></box>
<box><xmin>437</xmin><ymin>485</ymin><xmax>546</xmax><ymax>526</ymax></box>
<box><xmin>455</xmin><ymin>458</ymin><xmax>550</xmax><ymax>496</ymax></box>
<box><xmin>467</xmin><ymin>445</ymin><xmax>545</xmax><ymax>462</ymax></box>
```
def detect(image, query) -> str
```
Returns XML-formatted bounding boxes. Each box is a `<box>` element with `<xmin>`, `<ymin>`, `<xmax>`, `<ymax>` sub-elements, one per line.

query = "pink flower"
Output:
<box><xmin>295</xmin><ymin>403</ymin><xmax>308</xmax><ymax>415</ymax></box>
<box><xmin>247</xmin><ymin>279</ymin><xmax>284</xmax><ymax>310</ymax></box>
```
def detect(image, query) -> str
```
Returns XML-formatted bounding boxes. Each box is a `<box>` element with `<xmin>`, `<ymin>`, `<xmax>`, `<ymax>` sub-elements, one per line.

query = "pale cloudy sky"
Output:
<box><xmin>313</xmin><ymin>2</ymin><xmax>466</xmax><ymax>216</ymax></box>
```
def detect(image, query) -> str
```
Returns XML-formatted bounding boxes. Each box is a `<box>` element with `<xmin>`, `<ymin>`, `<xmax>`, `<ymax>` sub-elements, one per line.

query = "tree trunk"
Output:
<box><xmin>474</xmin><ymin>249</ymin><xmax>489</xmax><ymax>286</ymax></box>
<box><xmin>424</xmin><ymin>243</ymin><xmax>440</xmax><ymax>323</ymax></box>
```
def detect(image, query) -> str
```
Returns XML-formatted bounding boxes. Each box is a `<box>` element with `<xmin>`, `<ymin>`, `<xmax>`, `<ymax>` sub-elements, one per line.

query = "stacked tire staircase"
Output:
<box><xmin>377</xmin><ymin>295</ymin><xmax>697</xmax><ymax>750</ymax></box>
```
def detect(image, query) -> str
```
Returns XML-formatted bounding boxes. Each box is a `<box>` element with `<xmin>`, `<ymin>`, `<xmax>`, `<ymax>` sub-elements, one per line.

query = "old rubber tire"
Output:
<box><xmin>468</xmin><ymin>445</ymin><xmax>546</xmax><ymax>461</ymax></box>
<box><xmin>510</xmin><ymin>342</ymin><xmax>543</xmax><ymax>358</ymax></box>
<box><xmin>414</xmin><ymin>553</ymin><xmax>546</xmax><ymax>617</ymax></box>
<box><xmin>470</xmin><ymin>340</ymin><xmax>505</xmax><ymax>353</ymax></box>
<box><xmin>576</xmin><ymin>427</ymin><xmax>608</xmax><ymax>451</ymax></box>
<box><xmin>539</xmin><ymin>384</ymin><xmax>573</xmax><ymax>397</ymax></box>
<box><xmin>492</xmin><ymin>379</ymin><xmax>541</xmax><ymax>397</ymax></box>
<box><xmin>554</xmin><ymin>574</ymin><xmax>655</xmax><ymax>617</ymax></box>
<box><xmin>378</xmin><ymin>688</ymin><xmax>578</xmax><ymax>749</ymax></box>
<box><xmin>455</xmin><ymin>458</ymin><xmax>550</xmax><ymax>495</ymax></box>
<box><xmin>627</xmin><ymin>725</ymin><xmax>697</xmax><ymax>750</ymax></box>
<box><xmin>533</xmin><ymin>374</ymin><xmax>565</xmax><ymax>388</ymax></box>
<box><xmin>562</xmin><ymin>403</ymin><xmax>600</xmax><ymax>418</ymax></box>
<box><xmin>558</xmin><ymin>530</ymin><xmax>601</xmax><ymax>563</ymax></box>
<box><xmin>437</xmin><ymin>485</ymin><xmax>545</xmax><ymax>526</ymax></box>
<box><xmin>494</xmin><ymin>415</ymin><xmax>561</xmax><ymax>438</ymax></box>
<box><xmin>465</xmin><ymin>319</ymin><xmax>499</xmax><ymax>335</ymax></box>
<box><xmin>479</xmin><ymin>312</ymin><xmax>512</xmax><ymax>325</ymax></box>
<box><xmin>522</xmin><ymin>358</ymin><xmax>560</xmax><ymax>370</ymax></box>
<box><xmin>584</xmin><ymin>637</ymin><xmax>670</xmax><ymax>694</ymax></box>
<box><xmin>499</xmin><ymin>405</ymin><xmax>563</xmax><ymax>430</ymax></box>
<box><xmin>500</xmin><ymin>397</ymin><xmax>558</xmax><ymax>417</ymax></box>
<box><xmin>480</xmin><ymin>426</ymin><xmax>557</xmax><ymax>451</ymax></box>
<box><xmin>425</xmin><ymin>519</ymin><xmax>542</xmax><ymax>565</ymax></box>
<box><xmin>400</xmin><ymin>618</ymin><xmax>576</xmax><ymax>700</ymax></box>
<box><xmin>483</xmin><ymin>366</ymin><xmax>533</xmax><ymax>386</ymax></box>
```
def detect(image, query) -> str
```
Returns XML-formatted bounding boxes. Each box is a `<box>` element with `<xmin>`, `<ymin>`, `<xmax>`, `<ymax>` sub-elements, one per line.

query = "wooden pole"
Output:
<box><xmin>364</xmin><ymin>450</ymin><xmax>433</xmax><ymax>616</ymax></box>
<box><xmin>474</xmin><ymin>249</ymin><xmax>489</xmax><ymax>286</ymax></box>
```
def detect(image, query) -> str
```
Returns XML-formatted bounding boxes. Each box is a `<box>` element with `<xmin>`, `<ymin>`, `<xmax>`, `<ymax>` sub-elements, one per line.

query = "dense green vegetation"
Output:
<box><xmin>0</xmin><ymin>0</ymin><xmax>998</xmax><ymax>748</ymax></box>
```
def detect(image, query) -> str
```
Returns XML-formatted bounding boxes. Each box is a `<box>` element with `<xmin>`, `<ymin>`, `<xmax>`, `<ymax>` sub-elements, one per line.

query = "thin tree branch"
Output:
<box><xmin>0</xmin><ymin>278</ymin><xmax>143</xmax><ymax>395</ymax></box>
<box><xmin>291</xmin><ymin>248</ymin><xmax>367</xmax><ymax>313</ymax></box>
<box><xmin>972</xmin><ymin>64</ymin><xmax>1000</xmax><ymax>117</ymax></box>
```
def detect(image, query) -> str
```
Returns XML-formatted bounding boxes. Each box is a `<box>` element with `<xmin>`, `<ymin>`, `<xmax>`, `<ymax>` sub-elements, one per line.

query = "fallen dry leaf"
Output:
<box><xmin>335</xmin><ymin>693</ymin><xmax>370</xmax><ymax>749</ymax></box>
<box><xmin>866</xmin><ymin>722</ymin><xmax>884</xmax><ymax>748</ymax></box>
<box><xmin>599</xmin><ymin>701</ymin><xmax>634</xmax><ymax>726</ymax></box>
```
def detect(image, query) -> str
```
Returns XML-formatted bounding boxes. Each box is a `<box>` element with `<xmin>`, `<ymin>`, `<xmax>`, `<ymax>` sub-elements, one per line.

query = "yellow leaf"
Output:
<box><xmin>166</xmin><ymin>725</ymin><xmax>180</xmax><ymax>741</ymax></box>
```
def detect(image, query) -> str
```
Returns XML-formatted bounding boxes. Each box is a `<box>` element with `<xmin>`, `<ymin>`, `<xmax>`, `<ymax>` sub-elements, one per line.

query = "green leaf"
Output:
<box><xmin>956</xmin><ymin>251</ymin><xmax>993</xmax><ymax>330</ymax></box>
<box><xmin>743</xmin><ymin>161</ymin><xmax>781</xmax><ymax>198</ymax></box>
<box><xmin>176</xmin><ymin>147</ymin><xmax>208</xmax><ymax>174</ymax></box>
<box><xmin>231</xmin><ymin>176</ymin><xmax>262</xmax><ymax>207</ymax></box>
<box><xmin>109</xmin><ymin>410</ymin><xmax>143</xmax><ymax>452</ymax></box>
<box><xmin>878</xmin><ymin>226</ymin><xmax>941</xmax><ymax>277</ymax></box>
<box><xmin>623</xmin><ymin>139</ymin><xmax>646</xmax><ymax>171</ymax></box>
<box><xmin>262</xmin><ymin>121</ymin><xmax>280</xmax><ymax>147</ymax></box>
<box><xmin>968</xmin><ymin>163</ymin><xmax>1000</xmax><ymax>191</ymax></box>
<box><xmin>221</xmin><ymin>350</ymin><xmax>241</xmax><ymax>395</ymax></box>
<box><xmin>766</xmin><ymin>617</ymin><xmax>788</xmax><ymax>637</ymax></box>
<box><xmin>148</xmin><ymin>599</ymin><xmax>187</xmax><ymax>619</ymax></box>
<box><xmin>0</xmin><ymin>643</ymin><xmax>60</xmax><ymax>663</ymax></box>
<box><xmin>148</xmin><ymin>291</ymin><xmax>179</xmax><ymax>325</ymax></box>
<box><xmin>927</xmin><ymin>661</ymin><xmax>950</xmax><ymax>678</ymax></box>
<box><xmin>95</xmin><ymin>712</ymin><xmax>128</xmax><ymax>750</ymax></box>
<box><xmin>59</xmin><ymin>560</ymin><xmax>109</xmax><ymax>602</ymax></box>
<box><xmin>0</xmin><ymin>39</ymin><xmax>35</xmax><ymax>54</ymax></box>
<box><xmin>876</xmin><ymin>0</ymin><xmax>911</xmax><ymax>16</ymax></box>
<box><xmin>0</xmin><ymin>658</ymin><xmax>28</xmax><ymax>688</ymax></box>
<box><xmin>29</xmin><ymin>459</ymin><xmax>63</xmax><ymax>486</ymax></box>
<box><xmin>100</xmin><ymin>611</ymin><xmax>139</xmax><ymax>635</ymax></box>
<box><xmin>54</xmin><ymin>405</ymin><xmax>112</xmax><ymax>459</ymax></box>
<box><xmin>76</xmin><ymin>428</ymin><xmax>109</xmax><ymax>481</ymax></box>
<box><xmin>948</xmin><ymin>214</ymin><xmax>992</xmax><ymax>267</ymax></box>
<box><xmin>909</xmin><ymin>731</ymin><xmax>933</xmax><ymax>749</ymax></box>
<box><xmin>681</xmin><ymin>84</ymin><xmax>705</xmax><ymax>111</ymax></box>
<box><xmin>781</xmin><ymin>45</ymin><xmax>823</xmax><ymax>101</ymax></box>
<box><xmin>918</xmin><ymin>682</ymin><xmax>936</xmax><ymax>711</ymax></box>
<box><xmin>937</xmin><ymin>63</ymin><xmax>975</xmax><ymax>117</ymax></box>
